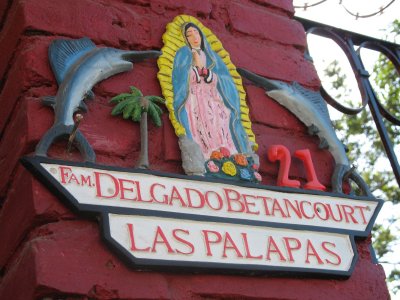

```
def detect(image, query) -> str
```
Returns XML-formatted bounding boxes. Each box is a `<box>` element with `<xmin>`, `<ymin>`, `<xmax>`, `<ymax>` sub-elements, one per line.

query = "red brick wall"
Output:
<box><xmin>0</xmin><ymin>0</ymin><xmax>388</xmax><ymax>299</ymax></box>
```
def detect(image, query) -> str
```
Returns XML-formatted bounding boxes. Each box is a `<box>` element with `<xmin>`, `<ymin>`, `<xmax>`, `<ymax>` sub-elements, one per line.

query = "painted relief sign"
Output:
<box><xmin>22</xmin><ymin>157</ymin><xmax>382</xmax><ymax>276</ymax></box>
<box><xmin>21</xmin><ymin>14</ymin><xmax>383</xmax><ymax>277</ymax></box>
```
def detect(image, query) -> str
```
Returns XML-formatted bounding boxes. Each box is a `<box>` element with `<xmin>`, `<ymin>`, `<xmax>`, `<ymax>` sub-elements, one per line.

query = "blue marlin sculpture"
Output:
<box><xmin>35</xmin><ymin>37</ymin><xmax>161</xmax><ymax>162</ymax></box>
<box><xmin>238</xmin><ymin>68</ymin><xmax>371</xmax><ymax>196</ymax></box>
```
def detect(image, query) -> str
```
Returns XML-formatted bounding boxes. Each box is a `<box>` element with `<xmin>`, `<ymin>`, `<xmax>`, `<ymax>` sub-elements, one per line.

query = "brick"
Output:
<box><xmin>250</xmin><ymin>0</ymin><xmax>294</xmax><ymax>15</ymax></box>
<box><xmin>188</xmin><ymin>253</ymin><xmax>388</xmax><ymax>299</ymax></box>
<box><xmin>0</xmin><ymin>101</ymin><xmax>30</xmax><ymax>197</ymax></box>
<box><xmin>222</xmin><ymin>34</ymin><xmax>320</xmax><ymax>88</ymax></box>
<box><xmin>246</xmin><ymin>85</ymin><xmax>307</xmax><ymax>131</ymax></box>
<box><xmin>0</xmin><ymin>217</ymin><xmax>387</xmax><ymax>299</ymax></box>
<box><xmin>0</xmin><ymin>240</ymin><xmax>37</xmax><ymax>300</ymax></box>
<box><xmin>0</xmin><ymin>1</ymin><xmax>10</xmax><ymax>26</ymax></box>
<box><xmin>0</xmin><ymin>36</ymin><xmax>54</xmax><ymax>134</ymax></box>
<box><xmin>0</xmin><ymin>1</ymin><xmax>388</xmax><ymax>299</ymax></box>
<box><xmin>20</xmin><ymin>0</ymin><xmax>167</xmax><ymax>49</ymax></box>
<box><xmin>0</xmin><ymin>167</ymin><xmax>73</xmax><ymax>268</ymax></box>
<box><xmin>0</xmin><ymin>1</ymin><xmax>25</xmax><ymax>78</ymax></box>
<box><xmin>0</xmin><ymin>37</ymin><xmax>168</xmax><ymax>171</ymax></box>
<box><xmin>0</xmin><ymin>168</ymin><xmax>36</xmax><ymax>268</ymax></box>
<box><xmin>228</xmin><ymin>2</ymin><xmax>305</xmax><ymax>48</ymax></box>
<box><xmin>2</xmin><ymin>218</ymin><xmax>387</xmax><ymax>300</ymax></box>
<box><xmin>31</xmin><ymin>221</ymin><xmax>171</xmax><ymax>299</ymax></box>
<box><xmin>163</xmin><ymin>115</ymin><xmax>181</xmax><ymax>161</ymax></box>
<box><xmin>150</xmin><ymin>0</ymin><xmax>212</xmax><ymax>16</ymax></box>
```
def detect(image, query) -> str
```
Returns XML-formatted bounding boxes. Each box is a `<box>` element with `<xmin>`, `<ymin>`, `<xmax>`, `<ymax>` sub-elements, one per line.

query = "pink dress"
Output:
<box><xmin>185</xmin><ymin>51</ymin><xmax>237</xmax><ymax>158</ymax></box>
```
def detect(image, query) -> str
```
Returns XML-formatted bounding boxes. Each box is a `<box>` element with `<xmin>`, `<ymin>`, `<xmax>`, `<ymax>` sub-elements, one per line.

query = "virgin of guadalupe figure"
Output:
<box><xmin>172</xmin><ymin>23</ymin><xmax>250</xmax><ymax>159</ymax></box>
<box><xmin>158</xmin><ymin>15</ymin><xmax>258</xmax><ymax>176</ymax></box>
<box><xmin>172</xmin><ymin>22</ymin><xmax>251</xmax><ymax>159</ymax></box>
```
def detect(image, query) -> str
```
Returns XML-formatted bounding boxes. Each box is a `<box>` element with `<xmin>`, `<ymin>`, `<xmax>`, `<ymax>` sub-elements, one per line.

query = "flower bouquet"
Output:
<box><xmin>205</xmin><ymin>147</ymin><xmax>262</xmax><ymax>183</ymax></box>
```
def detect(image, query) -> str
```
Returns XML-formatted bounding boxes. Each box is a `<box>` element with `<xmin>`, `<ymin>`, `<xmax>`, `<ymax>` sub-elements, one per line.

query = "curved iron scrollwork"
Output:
<box><xmin>294</xmin><ymin>0</ymin><xmax>396</xmax><ymax>19</ymax></box>
<box><xmin>297</xmin><ymin>17</ymin><xmax>400</xmax><ymax>189</ymax></box>
<box><xmin>305</xmin><ymin>26</ymin><xmax>369</xmax><ymax>115</ymax></box>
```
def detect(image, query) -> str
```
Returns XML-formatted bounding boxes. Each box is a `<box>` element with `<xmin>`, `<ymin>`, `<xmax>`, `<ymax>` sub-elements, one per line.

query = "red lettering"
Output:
<box><xmin>127</xmin><ymin>223</ymin><xmax>150</xmax><ymax>252</ymax></box>
<box><xmin>150</xmin><ymin>183</ymin><xmax>168</xmax><ymax>203</ymax></box>
<box><xmin>305</xmin><ymin>239</ymin><xmax>324</xmax><ymax>264</ymax></box>
<box><xmin>118</xmin><ymin>178</ymin><xmax>137</xmax><ymax>200</ymax></box>
<box><xmin>205</xmin><ymin>191</ymin><xmax>223</xmax><ymax>210</ymax></box>
<box><xmin>300</xmin><ymin>201</ymin><xmax>315</xmax><ymax>219</ymax></box>
<box><xmin>342</xmin><ymin>205</ymin><xmax>358</xmax><ymax>224</ymax></box>
<box><xmin>283</xmin><ymin>237</ymin><xmax>301</xmax><ymax>262</ymax></box>
<box><xmin>185</xmin><ymin>188</ymin><xmax>205</xmax><ymax>208</ymax></box>
<box><xmin>222</xmin><ymin>232</ymin><xmax>243</xmax><ymax>258</ymax></box>
<box><xmin>354</xmin><ymin>205</ymin><xmax>368</xmax><ymax>224</ymax></box>
<box><xmin>135</xmin><ymin>181</ymin><xmax>151</xmax><ymax>202</ymax></box>
<box><xmin>173</xmin><ymin>229</ymin><xmax>195</xmax><ymax>255</ymax></box>
<box><xmin>224</xmin><ymin>188</ymin><xmax>245</xmax><ymax>213</ymax></box>
<box><xmin>314</xmin><ymin>202</ymin><xmax>329</xmax><ymax>221</ymax></box>
<box><xmin>259</xmin><ymin>196</ymin><xmax>272</xmax><ymax>215</ymax></box>
<box><xmin>94</xmin><ymin>171</ymin><xmax>119</xmax><ymax>198</ymax></box>
<box><xmin>202</xmin><ymin>230</ymin><xmax>222</xmax><ymax>256</ymax></box>
<box><xmin>326</xmin><ymin>203</ymin><xmax>343</xmax><ymax>222</ymax></box>
<box><xmin>80</xmin><ymin>175</ymin><xmax>92</xmax><ymax>186</ymax></box>
<box><xmin>271</xmin><ymin>199</ymin><xmax>287</xmax><ymax>218</ymax></box>
<box><xmin>242</xmin><ymin>233</ymin><xmax>262</xmax><ymax>259</ymax></box>
<box><xmin>59</xmin><ymin>166</ymin><xmax>72</xmax><ymax>184</ymax></box>
<box><xmin>322</xmin><ymin>241</ymin><xmax>342</xmax><ymax>266</ymax></box>
<box><xmin>266</xmin><ymin>236</ymin><xmax>287</xmax><ymax>261</ymax></box>
<box><xmin>283</xmin><ymin>199</ymin><xmax>302</xmax><ymax>218</ymax></box>
<box><xmin>242</xmin><ymin>194</ymin><xmax>260</xmax><ymax>215</ymax></box>
<box><xmin>151</xmin><ymin>226</ymin><xmax>175</xmax><ymax>253</ymax></box>
<box><xmin>68</xmin><ymin>172</ymin><xmax>80</xmax><ymax>185</ymax></box>
<box><xmin>169</xmin><ymin>186</ymin><xmax>187</xmax><ymax>207</ymax></box>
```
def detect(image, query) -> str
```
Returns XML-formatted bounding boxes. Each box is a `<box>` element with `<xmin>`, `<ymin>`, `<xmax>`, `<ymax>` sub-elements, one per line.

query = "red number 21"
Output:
<box><xmin>267</xmin><ymin>145</ymin><xmax>326</xmax><ymax>191</ymax></box>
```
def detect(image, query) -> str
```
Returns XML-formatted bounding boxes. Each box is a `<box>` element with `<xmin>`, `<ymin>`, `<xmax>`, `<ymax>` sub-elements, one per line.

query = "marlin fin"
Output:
<box><xmin>121</xmin><ymin>50</ymin><xmax>162</xmax><ymax>62</ymax></box>
<box><xmin>308</xmin><ymin>124</ymin><xmax>319</xmax><ymax>135</ymax></box>
<box><xmin>319</xmin><ymin>137</ymin><xmax>329</xmax><ymax>149</ymax></box>
<box><xmin>85</xmin><ymin>90</ymin><xmax>95</xmax><ymax>100</ymax></box>
<box><xmin>77</xmin><ymin>101</ymin><xmax>88</xmax><ymax>113</ymax></box>
<box><xmin>291</xmin><ymin>82</ymin><xmax>331</xmax><ymax>122</ymax></box>
<box><xmin>49</xmin><ymin>37</ymin><xmax>96</xmax><ymax>85</ymax></box>
<box><xmin>42</xmin><ymin>96</ymin><xmax>56</xmax><ymax>108</ymax></box>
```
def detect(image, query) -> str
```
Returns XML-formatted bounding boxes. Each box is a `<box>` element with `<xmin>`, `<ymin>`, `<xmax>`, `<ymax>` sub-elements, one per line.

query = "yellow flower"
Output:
<box><xmin>222</xmin><ymin>161</ymin><xmax>237</xmax><ymax>176</ymax></box>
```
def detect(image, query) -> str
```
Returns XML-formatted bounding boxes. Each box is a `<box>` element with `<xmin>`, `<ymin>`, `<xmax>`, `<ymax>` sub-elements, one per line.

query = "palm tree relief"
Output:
<box><xmin>110</xmin><ymin>86</ymin><xmax>165</xmax><ymax>169</ymax></box>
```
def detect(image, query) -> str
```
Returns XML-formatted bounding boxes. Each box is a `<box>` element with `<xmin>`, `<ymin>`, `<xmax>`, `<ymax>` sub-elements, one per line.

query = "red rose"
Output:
<box><xmin>219</xmin><ymin>147</ymin><xmax>231</xmax><ymax>157</ymax></box>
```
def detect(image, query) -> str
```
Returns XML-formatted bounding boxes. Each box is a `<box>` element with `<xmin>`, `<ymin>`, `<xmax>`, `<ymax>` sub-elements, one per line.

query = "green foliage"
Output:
<box><xmin>109</xmin><ymin>86</ymin><xmax>165</xmax><ymax>127</ymax></box>
<box><xmin>324</xmin><ymin>20</ymin><xmax>399</xmax><ymax>293</ymax></box>
<box><xmin>388</xmin><ymin>269</ymin><xmax>400</xmax><ymax>294</ymax></box>
<box><xmin>372</xmin><ymin>224</ymin><xmax>396</xmax><ymax>258</ymax></box>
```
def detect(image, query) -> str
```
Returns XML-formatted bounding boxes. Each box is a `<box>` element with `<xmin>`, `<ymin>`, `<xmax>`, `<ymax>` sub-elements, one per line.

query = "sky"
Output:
<box><xmin>294</xmin><ymin>0</ymin><xmax>399</xmax><ymax>40</ymax></box>
<box><xmin>294</xmin><ymin>0</ymin><xmax>400</xmax><ymax>297</ymax></box>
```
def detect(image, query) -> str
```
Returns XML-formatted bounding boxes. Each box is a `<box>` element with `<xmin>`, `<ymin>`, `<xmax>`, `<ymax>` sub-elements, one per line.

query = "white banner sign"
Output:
<box><xmin>41</xmin><ymin>163</ymin><xmax>380</xmax><ymax>234</ymax></box>
<box><xmin>106</xmin><ymin>214</ymin><xmax>355</xmax><ymax>273</ymax></box>
<box><xmin>22</xmin><ymin>157</ymin><xmax>383</xmax><ymax>275</ymax></box>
